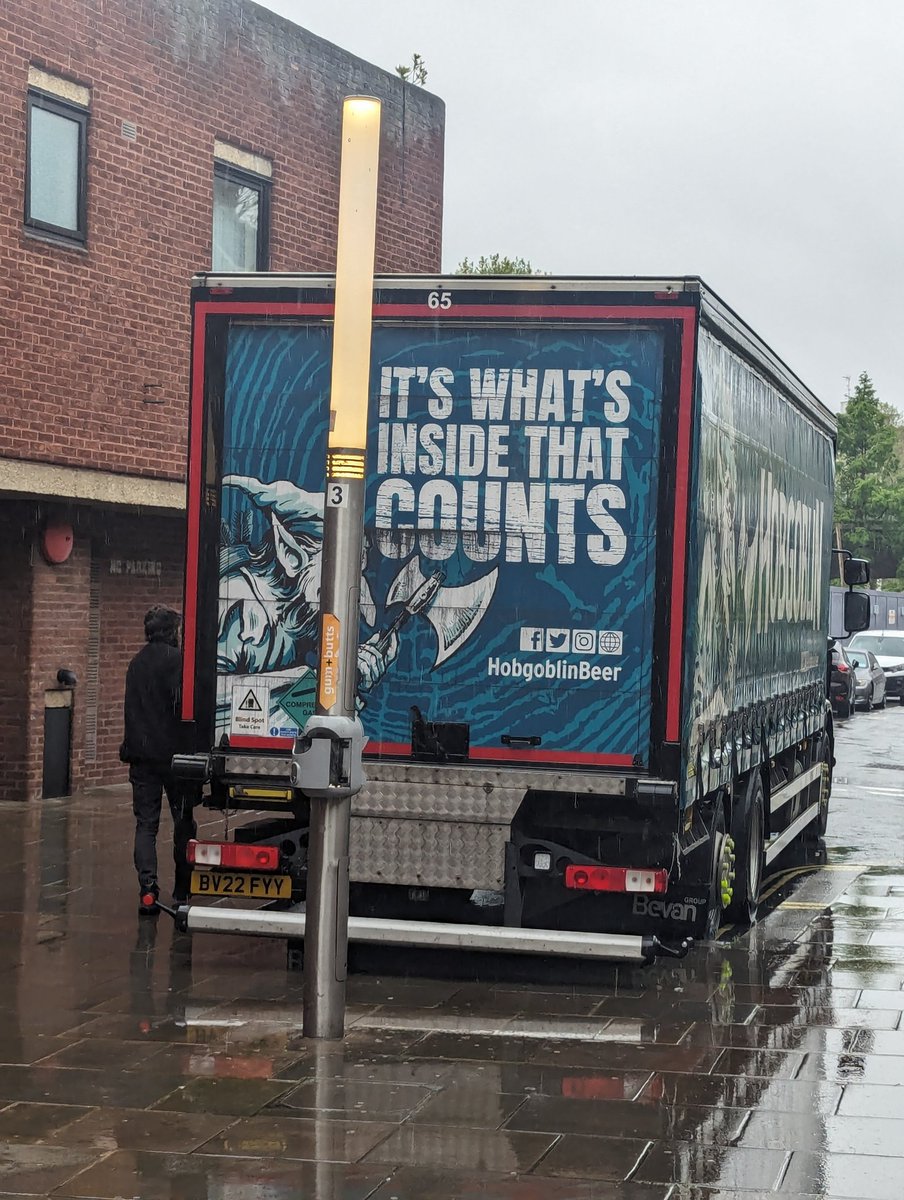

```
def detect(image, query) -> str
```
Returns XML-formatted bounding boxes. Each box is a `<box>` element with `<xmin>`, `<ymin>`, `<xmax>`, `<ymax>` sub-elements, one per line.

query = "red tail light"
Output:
<box><xmin>836</xmin><ymin>662</ymin><xmax>850</xmax><ymax>673</ymax></box>
<box><xmin>188</xmin><ymin>840</ymin><xmax>279</xmax><ymax>870</ymax></box>
<box><xmin>564</xmin><ymin>865</ymin><xmax>668</xmax><ymax>894</ymax></box>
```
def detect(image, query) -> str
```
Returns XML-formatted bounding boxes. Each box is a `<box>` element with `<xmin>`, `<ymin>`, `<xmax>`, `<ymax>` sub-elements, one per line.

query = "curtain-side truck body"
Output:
<box><xmin>175</xmin><ymin>275</ymin><xmax>857</xmax><ymax>963</ymax></box>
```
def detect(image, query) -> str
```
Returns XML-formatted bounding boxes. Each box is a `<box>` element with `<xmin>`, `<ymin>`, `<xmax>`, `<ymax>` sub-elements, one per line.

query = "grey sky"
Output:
<box><xmin>265</xmin><ymin>1</ymin><xmax>903</xmax><ymax>413</ymax></box>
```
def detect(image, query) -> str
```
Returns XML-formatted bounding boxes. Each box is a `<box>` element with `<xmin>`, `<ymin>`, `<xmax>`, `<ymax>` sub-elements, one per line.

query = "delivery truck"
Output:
<box><xmin>173</xmin><ymin>274</ymin><xmax>869</xmax><ymax>962</ymax></box>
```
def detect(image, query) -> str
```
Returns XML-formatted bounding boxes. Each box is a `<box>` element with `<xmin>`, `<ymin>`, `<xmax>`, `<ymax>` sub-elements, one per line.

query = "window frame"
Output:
<box><xmin>212</xmin><ymin>161</ymin><xmax>270</xmax><ymax>273</ymax></box>
<box><xmin>25</xmin><ymin>89</ymin><xmax>89</xmax><ymax>245</ymax></box>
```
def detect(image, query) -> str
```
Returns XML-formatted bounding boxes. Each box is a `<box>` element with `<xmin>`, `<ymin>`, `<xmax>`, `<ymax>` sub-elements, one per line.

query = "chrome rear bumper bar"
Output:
<box><xmin>179</xmin><ymin>904</ymin><xmax>663</xmax><ymax>961</ymax></box>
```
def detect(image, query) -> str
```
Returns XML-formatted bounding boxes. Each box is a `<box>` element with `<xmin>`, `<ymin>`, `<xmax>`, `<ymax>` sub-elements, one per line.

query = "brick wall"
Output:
<box><xmin>88</xmin><ymin>511</ymin><xmax>184</xmax><ymax>787</ymax></box>
<box><xmin>0</xmin><ymin>512</ymin><xmax>33</xmax><ymax>799</ymax></box>
<box><xmin>0</xmin><ymin>0</ymin><xmax>444</xmax><ymax>482</ymax></box>
<box><xmin>0</xmin><ymin>500</ymin><xmax>184</xmax><ymax>801</ymax></box>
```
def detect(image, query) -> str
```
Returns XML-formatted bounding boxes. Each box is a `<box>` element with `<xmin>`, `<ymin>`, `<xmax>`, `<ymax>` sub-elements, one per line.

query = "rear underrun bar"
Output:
<box><xmin>176</xmin><ymin>905</ymin><xmax>674</xmax><ymax>962</ymax></box>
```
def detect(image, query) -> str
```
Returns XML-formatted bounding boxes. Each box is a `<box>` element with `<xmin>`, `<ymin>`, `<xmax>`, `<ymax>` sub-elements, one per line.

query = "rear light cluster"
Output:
<box><xmin>564</xmin><ymin>865</ymin><xmax>668</xmax><ymax>894</ymax></box>
<box><xmin>188</xmin><ymin>840</ymin><xmax>279</xmax><ymax>871</ymax></box>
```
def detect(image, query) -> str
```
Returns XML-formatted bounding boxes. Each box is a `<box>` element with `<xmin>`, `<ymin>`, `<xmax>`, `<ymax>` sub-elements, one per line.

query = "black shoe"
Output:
<box><xmin>138</xmin><ymin>891</ymin><xmax>160</xmax><ymax>917</ymax></box>
<box><xmin>172</xmin><ymin>890</ymin><xmax>188</xmax><ymax>906</ymax></box>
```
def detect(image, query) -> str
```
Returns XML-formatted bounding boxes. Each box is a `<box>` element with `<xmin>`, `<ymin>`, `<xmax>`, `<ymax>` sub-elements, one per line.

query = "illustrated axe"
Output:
<box><xmin>370</xmin><ymin>557</ymin><xmax>498</xmax><ymax>670</ymax></box>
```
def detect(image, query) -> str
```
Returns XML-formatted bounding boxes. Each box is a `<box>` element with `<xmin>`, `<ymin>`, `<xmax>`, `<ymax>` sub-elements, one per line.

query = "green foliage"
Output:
<box><xmin>835</xmin><ymin>372</ymin><xmax>904</xmax><ymax>577</ymax></box>
<box><xmin>395</xmin><ymin>53</ymin><xmax>428</xmax><ymax>85</ymax></box>
<box><xmin>455</xmin><ymin>253</ymin><xmax>540</xmax><ymax>275</ymax></box>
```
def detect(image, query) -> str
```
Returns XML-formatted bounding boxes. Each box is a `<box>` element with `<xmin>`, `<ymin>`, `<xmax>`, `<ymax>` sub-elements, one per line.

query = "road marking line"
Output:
<box><xmin>834</xmin><ymin>788</ymin><xmax>904</xmax><ymax>797</ymax></box>
<box><xmin>820</xmin><ymin>863</ymin><xmax>885</xmax><ymax>870</ymax></box>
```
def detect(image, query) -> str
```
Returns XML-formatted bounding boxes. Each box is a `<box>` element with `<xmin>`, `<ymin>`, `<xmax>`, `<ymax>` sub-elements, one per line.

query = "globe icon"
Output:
<box><xmin>600</xmin><ymin>631</ymin><xmax>621</xmax><ymax>654</ymax></box>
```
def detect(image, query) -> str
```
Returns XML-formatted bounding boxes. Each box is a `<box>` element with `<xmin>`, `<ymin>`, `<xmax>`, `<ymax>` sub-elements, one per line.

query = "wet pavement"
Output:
<box><xmin>0</xmin><ymin>706</ymin><xmax>903</xmax><ymax>1197</ymax></box>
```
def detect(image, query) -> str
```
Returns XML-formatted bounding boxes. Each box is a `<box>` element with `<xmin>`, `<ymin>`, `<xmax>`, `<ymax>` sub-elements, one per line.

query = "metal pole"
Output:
<box><xmin>302</xmin><ymin>483</ymin><xmax>363</xmax><ymax>1039</ymax></box>
<box><xmin>301</xmin><ymin>96</ymin><xmax>381</xmax><ymax>1040</ymax></box>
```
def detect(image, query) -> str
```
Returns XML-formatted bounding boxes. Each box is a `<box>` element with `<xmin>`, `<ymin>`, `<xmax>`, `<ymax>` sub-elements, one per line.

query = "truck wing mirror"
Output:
<box><xmin>843</xmin><ymin>590</ymin><xmax>871</xmax><ymax>635</ymax></box>
<box><xmin>843</xmin><ymin>558</ymin><xmax>871</xmax><ymax>587</ymax></box>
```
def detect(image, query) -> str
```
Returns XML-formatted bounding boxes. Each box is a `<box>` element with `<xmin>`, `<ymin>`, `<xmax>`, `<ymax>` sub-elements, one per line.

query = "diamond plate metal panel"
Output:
<box><xmin>366</xmin><ymin>761</ymin><xmax>627</xmax><ymax>796</ymax></box>
<box><xmin>223</xmin><ymin>755</ymin><xmax>292</xmax><ymax>777</ymax></box>
<box><xmin>222</xmin><ymin>755</ymin><xmax>628</xmax><ymax>807</ymax></box>
<box><xmin>221</xmin><ymin>752</ymin><xmax>635</xmax><ymax>891</ymax></box>
<box><xmin>350</xmin><ymin>816</ymin><xmax>507</xmax><ymax>890</ymax></box>
<box><xmin>352</xmin><ymin>778</ymin><xmax>527</xmax><ymax>824</ymax></box>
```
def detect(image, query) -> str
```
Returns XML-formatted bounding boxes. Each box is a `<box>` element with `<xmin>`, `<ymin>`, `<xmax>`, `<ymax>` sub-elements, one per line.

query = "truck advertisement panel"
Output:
<box><xmin>215</xmin><ymin>321</ymin><xmax>665</xmax><ymax>765</ymax></box>
<box><xmin>684</xmin><ymin>328</ymin><xmax>834</xmax><ymax>795</ymax></box>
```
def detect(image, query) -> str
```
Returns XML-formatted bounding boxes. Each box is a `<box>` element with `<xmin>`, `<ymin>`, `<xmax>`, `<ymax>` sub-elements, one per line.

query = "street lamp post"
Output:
<box><xmin>291</xmin><ymin>96</ymin><xmax>381</xmax><ymax>1040</ymax></box>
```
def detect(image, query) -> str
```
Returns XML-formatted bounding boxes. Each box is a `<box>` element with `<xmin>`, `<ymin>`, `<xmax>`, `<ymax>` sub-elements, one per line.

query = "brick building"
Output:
<box><xmin>0</xmin><ymin>0</ymin><xmax>444</xmax><ymax>801</ymax></box>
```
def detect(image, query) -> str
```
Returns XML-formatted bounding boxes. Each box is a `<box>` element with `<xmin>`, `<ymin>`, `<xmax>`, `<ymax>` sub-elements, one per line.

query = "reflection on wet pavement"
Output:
<box><xmin>0</xmin><ymin>708</ymin><xmax>901</xmax><ymax>1199</ymax></box>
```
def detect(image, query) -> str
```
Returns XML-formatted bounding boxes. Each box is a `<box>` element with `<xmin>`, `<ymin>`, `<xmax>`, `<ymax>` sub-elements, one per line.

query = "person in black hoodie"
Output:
<box><xmin>121</xmin><ymin>606</ymin><xmax>196</xmax><ymax>915</ymax></box>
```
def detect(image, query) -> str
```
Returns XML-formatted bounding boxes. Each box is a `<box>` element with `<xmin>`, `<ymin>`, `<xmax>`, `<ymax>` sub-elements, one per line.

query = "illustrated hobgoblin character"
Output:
<box><xmin>217</xmin><ymin>474</ymin><xmax>395</xmax><ymax>690</ymax></box>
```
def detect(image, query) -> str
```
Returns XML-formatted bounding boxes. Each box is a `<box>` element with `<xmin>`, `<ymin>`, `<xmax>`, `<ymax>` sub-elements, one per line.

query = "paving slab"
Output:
<box><xmin>780</xmin><ymin>1150</ymin><xmax>904</xmax><ymax>1199</ymax></box>
<box><xmin>630</xmin><ymin>1142</ymin><xmax>789</xmax><ymax>1190</ymax></box>
<box><xmin>366</xmin><ymin>1173</ymin><xmax>671</xmax><ymax>1200</ymax></box>
<box><xmin>359</xmin><ymin>1123</ymin><xmax>557</xmax><ymax>1172</ymax></box>
<box><xmin>51</xmin><ymin>1150</ymin><xmax>391</xmax><ymax>1199</ymax></box>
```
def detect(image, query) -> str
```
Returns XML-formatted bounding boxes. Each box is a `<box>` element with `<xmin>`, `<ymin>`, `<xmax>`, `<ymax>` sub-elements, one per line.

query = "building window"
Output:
<box><xmin>212</xmin><ymin>163</ymin><xmax>269</xmax><ymax>272</ymax></box>
<box><xmin>26</xmin><ymin>91</ymin><xmax>88</xmax><ymax>243</ymax></box>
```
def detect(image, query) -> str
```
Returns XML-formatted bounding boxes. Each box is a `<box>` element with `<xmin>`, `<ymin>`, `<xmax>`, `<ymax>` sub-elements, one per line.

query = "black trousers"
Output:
<box><xmin>129</xmin><ymin>763</ymin><xmax>197</xmax><ymax>896</ymax></box>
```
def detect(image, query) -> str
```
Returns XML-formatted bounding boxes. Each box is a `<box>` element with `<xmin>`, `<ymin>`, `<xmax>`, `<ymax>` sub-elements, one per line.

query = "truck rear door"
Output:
<box><xmin>187</xmin><ymin>284</ymin><xmax>694</xmax><ymax>775</ymax></box>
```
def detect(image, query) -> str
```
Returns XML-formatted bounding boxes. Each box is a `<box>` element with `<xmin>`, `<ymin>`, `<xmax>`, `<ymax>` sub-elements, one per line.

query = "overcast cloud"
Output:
<box><xmin>264</xmin><ymin>1</ymin><xmax>903</xmax><ymax>413</ymax></box>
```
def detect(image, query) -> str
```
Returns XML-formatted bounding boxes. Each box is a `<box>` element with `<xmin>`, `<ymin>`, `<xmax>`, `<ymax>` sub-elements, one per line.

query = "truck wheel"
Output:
<box><xmin>803</xmin><ymin>734</ymin><xmax>832</xmax><ymax>853</ymax></box>
<box><xmin>702</xmin><ymin>803</ymin><xmax>734</xmax><ymax>940</ymax></box>
<box><xmin>812</xmin><ymin>736</ymin><xmax>831</xmax><ymax>838</ymax></box>
<box><xmin>725</xmin><ymin>772</ymin><xmax>765</xmax><ymax>926</ymax></box>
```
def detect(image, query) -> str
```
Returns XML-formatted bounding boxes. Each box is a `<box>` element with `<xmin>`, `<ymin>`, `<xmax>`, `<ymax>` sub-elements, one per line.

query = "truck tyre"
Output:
<box><xmin>725</xmin><ymin>772</ymin><xmax>765</xmax><ymax>926</ymax></box>
<box><xmin>812</xmin><ymin>735</ymin><xmax>832</xmax><ymax>839</ymax></box>
<box><xmin>803</xmin><ymin>733</ymin><xmax>832</xmax><ymax>857</ymax></box>
<box><xmin>702</xmin><ymin>803</ymin><xmax>733</xmax><ymax>940</ymax></box>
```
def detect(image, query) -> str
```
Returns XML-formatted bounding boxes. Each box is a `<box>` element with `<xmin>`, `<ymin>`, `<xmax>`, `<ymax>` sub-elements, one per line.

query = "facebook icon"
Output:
<box><xmin>519</xmin><ymin>627</ymin><xmax>544</xmax><ymax>652</ymax></box>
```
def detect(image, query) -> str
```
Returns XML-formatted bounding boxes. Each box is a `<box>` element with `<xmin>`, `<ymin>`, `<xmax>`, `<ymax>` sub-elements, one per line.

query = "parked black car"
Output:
<box><xmin>850</xmin><ymin>649</ymin><xmax>887</xmax><ymax>709</ymax></box>
<box><xmin>830</xmin><ymin>643</ymin><xmax>857</xmax><ymax>717</ymax></box>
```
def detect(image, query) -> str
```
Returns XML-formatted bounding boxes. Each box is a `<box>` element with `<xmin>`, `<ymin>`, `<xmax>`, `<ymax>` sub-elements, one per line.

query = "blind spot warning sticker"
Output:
<box><xmin>230</xmin><ymin>679</ymin><xmax>271</xmax><ymax>737</ymax></box>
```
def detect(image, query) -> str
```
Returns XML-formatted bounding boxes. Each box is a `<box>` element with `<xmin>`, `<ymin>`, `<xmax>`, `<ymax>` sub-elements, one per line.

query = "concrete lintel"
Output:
<box><xmin>213</xmin><ymin>139</ymin><xmax>273</xmax><ymax>178</ymax></box>
<box><xmin>0</xmin><ymin>458</ymin><xmax>186</xmax><ymax>512</ymax></box>
<box><xmin>28</xmin><ymin>67</ymin><xmax>91</xmax><ymax>109</ymax></box>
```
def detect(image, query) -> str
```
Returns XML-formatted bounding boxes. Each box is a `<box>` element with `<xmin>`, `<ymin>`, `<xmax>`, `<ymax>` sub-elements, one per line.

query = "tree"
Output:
<box><xmin>455</xmin><ymin>253</ymin><xmax>542</xmax><ymax>275</ymax></box>
<box><xmin>835</xmin><ymin>372</ymin><xmax>904</xmax><ymax>577</ymax></box>
<box><xmin>395</xmin><ymin>53</ymin><xmax>427</xmax><ymax>86</ymax></box>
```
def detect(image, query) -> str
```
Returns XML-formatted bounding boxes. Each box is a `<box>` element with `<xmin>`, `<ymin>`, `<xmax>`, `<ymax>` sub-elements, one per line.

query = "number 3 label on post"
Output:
<box><xmin>326</xmin><ymin>483</ymin><xmax>347</xmax><ymax>507</ymax></box>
